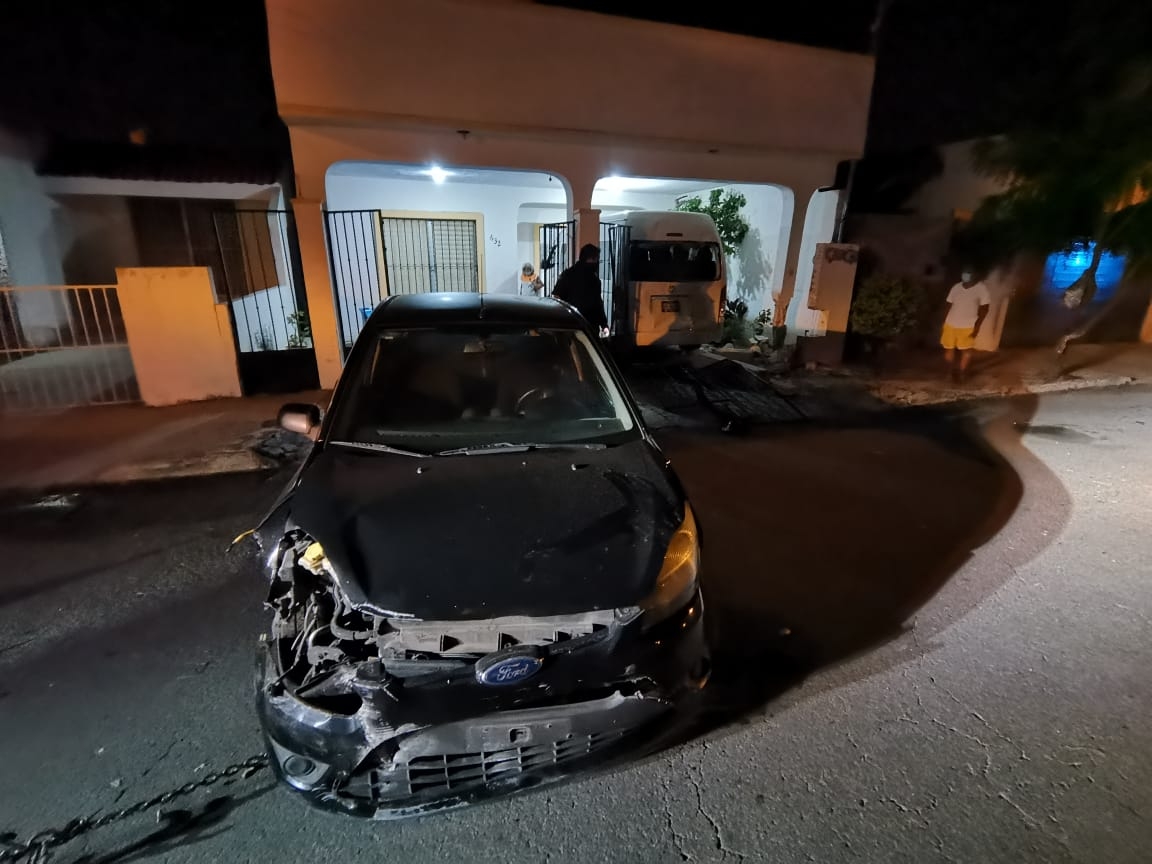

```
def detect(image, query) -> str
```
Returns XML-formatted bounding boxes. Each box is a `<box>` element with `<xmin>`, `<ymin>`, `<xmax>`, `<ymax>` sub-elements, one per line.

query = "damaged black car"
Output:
<box><xmin>251</xmin><ymin>293</ymin><xmax>710</xmax><ymax>818</ymax></box>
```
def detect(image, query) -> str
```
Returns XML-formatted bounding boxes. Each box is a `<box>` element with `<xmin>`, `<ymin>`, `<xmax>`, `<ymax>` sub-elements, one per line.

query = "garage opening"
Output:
<box><xmin>591</xmin><ymin>176</ymin><xmax>794</xmax><ymax>344</ymax></box>
<box><xmin>324</xmin><ymin>162</ymin><xmax>571</xmax><ymax>355</ymax></box>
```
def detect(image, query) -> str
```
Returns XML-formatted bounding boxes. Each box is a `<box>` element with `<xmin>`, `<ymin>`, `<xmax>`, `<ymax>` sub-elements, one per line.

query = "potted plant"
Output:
<box><xmin>752</xmin><ymin>308</ymin><xmax>772</xmax><ymax>340</ymax></box>
<box><xmin>750</xmin><ymin>306</ymin><xmax>788</xmax><ymax>354</ymax></box>
<box><xmin>720</xmin><ymin>298</ymin><xmax>751</xmax><ymax>348</ymax></box>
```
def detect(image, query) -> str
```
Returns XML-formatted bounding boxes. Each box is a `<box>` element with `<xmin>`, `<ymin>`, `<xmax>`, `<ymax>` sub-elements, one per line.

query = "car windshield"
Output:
<box><xmin>628</xmin><ymin>241</ymin><xmax>721</xmax><ymax>282</ymax></box>
<box><xmin>327</xmin><ymin>325</ymin><xmax>638</xmax><ymax>454</ymax></box>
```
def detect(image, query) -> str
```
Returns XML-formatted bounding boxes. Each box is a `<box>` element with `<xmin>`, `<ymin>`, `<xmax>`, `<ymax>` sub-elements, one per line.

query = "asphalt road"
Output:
<box><xmin>1</xmin><ymin>386</ymin><xmax>1149</xmax><ymax>863</ymax></box>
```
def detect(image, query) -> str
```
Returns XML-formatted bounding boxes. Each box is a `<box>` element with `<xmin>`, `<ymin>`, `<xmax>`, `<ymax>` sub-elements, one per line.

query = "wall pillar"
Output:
<box><xmin>291</xmin><ymin>197</ymin><xmax>343</xmax><ymax>389</ymax></box>
<box><xmin>1141</xmin><ymin>292</ymin><xmax>1152</xmax><ymax>343</ymax></box>
<box><xmin>779</xmin><ymin>185</ymin><xmax>820</xmax><ymax>330</ymax></box>
<box><xmin>116</xmin><ymin>267</ymin><xmax>242</xmax><ymax>405</ymax></box>
<box><xmin>575</xmin><ymin>208</ymin><xmax>601</xmax><ymax>254</ymax></box>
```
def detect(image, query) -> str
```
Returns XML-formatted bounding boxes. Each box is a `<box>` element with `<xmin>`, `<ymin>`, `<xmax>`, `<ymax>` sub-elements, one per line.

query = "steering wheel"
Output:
<box><xmin>514</xmin><ymin>387</ymin><xmax>555</xmax><ymax>416</ymax></box>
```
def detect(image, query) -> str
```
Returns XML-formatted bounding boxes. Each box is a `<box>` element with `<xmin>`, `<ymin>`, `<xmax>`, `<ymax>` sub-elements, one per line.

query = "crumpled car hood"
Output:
<box><xmin>285</xmin><ymin>440</ymin><xmax>682</xmax><ymax>620</ymax></box>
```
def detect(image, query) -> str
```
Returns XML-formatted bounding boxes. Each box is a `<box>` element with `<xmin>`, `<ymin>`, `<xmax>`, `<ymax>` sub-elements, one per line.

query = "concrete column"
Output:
<box><xmin>1141</xmin><ymin>292</ymin><xmax>1152</xmax><ymax>343</ymax></box>
<box><xmin>779</xmin><ymin>186</ymin><xmax>820</xmax><ymax>330</ymax></box>
<box><xmin>291</xmin><ymin>198</ymin><xmax>343</xmax><ymax>389</ymax></box>
<box><xmin>575</xmin><ymin>208</ymin><xmax>601</xmax><ymax>254</ymax></box>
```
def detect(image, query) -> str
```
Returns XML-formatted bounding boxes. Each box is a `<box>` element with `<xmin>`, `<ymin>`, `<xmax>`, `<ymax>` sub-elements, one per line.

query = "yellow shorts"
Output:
<box><xmin>941</xmin><ymin>324</ymin><xmax>975</xmax><ymax>350</ymax></box>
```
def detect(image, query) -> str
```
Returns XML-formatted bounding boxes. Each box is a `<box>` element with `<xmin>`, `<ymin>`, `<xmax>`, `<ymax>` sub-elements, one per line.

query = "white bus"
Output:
<box><xmin>601</xmin><ymin>210</ymin><xmax>725</xmax><ymax>351</ymax></box>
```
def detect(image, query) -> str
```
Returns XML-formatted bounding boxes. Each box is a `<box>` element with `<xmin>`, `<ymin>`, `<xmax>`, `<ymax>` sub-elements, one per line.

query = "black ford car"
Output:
<box><xmin>252</xmin><ymin>293</ymin><xmax>709</xmax><ymax>818</ymax></box>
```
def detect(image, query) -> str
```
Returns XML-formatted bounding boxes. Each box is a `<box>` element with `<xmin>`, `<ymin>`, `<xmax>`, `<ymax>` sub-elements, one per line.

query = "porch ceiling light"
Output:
<box><xmin>425</xmin><ymin>165</ymin><xmax>450</xmax><ymax>184</ymax></box>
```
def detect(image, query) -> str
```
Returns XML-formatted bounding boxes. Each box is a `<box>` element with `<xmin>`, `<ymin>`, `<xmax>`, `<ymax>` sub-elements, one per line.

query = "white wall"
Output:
<box><xmin>786</xmin><ymin>189</ymin><xmax>842</xmax><ymax>336</ymax></box>
<box><xmin>671</xmin><ymin>185</ymin><xmax>789</xmax><ymax>317</ymax></box>
<box><xmin>907</xmin><ymin>141</ymin><xmax>1007</xmax><ymax>220</ymax></box>
<box><xmin>326</xmin><ymin>171</ymin><xmax>568</xmax><ymax>297</ymax></box>
<box><xmin>49</xmin><ymin>195</ymin><xmax>141</xmax><ymax>284</ymax></box>
<box><xmin>270</xmin><ymin>0</ymin><xmax>874</xmax><ymax>164</ymax></box>
<box><xmin>0</xmin><ymin>134</ymin><xmax>69</xmax><ymax>344</ymax></box>
<box><xmin>272</xmin><ymin>0</ymin><xmax>873</xmax><ymax>386</ymax></box>
<box><xmin>40</xmin><ymin>176</ymin><xmax>281</xmax><ymax>203</ymax></box>
<box><xmin>231</xmin><ymin>284</ymin><xmax>303</xmax><ymax>352</ymax></box>
<box><xmin>592</xmin><ymin>190</ymin><xmax>680</xmax><ymax>212</ymax></box>
<box><xmin>588</xmin><ymin>182</ymin><xmax>790</xmax><ymax>319</ymax></box>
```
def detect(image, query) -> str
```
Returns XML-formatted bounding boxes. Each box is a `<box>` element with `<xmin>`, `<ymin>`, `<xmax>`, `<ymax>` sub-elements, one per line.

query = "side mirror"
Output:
<box><xmin>278</xmin><ymin>403</ymin><xmax>323</xmax><ymax>439</ymax></box>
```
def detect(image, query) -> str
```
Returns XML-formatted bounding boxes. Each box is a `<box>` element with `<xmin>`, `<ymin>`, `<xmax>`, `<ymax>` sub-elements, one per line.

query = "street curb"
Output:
<box><xmin>94</xmin><ymin>448</ymin><xmax>275</xmax><ymax>484</ymax></box>
<box><xmin>872</xmin><ymin>374</ymin><xmax>1138</xmax><ymax>406</ymax></box>
<box><xmin>701</xmin><ymin>351</ymin><xmax>1144</xmax><ymax>407</ymax></box>
<box><xmin>91</xmin><ymin>428</ymin><xmax>312</xmax><ymax>486</ymax></box>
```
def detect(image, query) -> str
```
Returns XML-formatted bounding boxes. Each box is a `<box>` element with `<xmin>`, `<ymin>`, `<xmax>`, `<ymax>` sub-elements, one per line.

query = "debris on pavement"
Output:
<box><xmin>250</xmin><ymin>428</ymin><xmax>312</xmax><ymax>464</ymax></box>
<box><xmin>14</xmin><ymin>494</ymin><xmax>80</xmax><ymax>513</ymax></box>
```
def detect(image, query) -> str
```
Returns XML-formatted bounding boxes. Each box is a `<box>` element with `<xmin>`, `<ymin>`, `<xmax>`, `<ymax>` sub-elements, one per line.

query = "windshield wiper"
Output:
<box><xmin>436</xmin><ymin>441</ymin><xmax>608</xmax><ymax>457</ymax></box>
<box><xmin>327</xmin><ymin>440</ymin><xmax>430</xmax><ymax>458</ymax></box>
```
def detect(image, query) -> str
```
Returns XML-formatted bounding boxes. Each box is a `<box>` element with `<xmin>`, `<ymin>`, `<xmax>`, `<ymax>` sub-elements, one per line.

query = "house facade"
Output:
<box><xmin>847</xmin><ymin>140</ymin><xmax>1152</xmax><ymax>350</ymax></box>
<box><xmin>0</xmin><ymin>130</ymin><xmax>319</xmax><ymax>411</ymax></box>
<box><xmin>265</xmin><ymin>0</ymin><xmax>875</xmax><ymax>386</ymax></box>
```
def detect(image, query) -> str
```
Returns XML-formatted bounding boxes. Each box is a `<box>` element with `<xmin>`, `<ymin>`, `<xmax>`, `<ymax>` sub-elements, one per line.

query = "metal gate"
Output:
<box><xmin>211</xmin><ymin>209</ymin><xmax>319</xmax><ymax>395</ymax></box>
<box><xmin>534</xmin><ymin>221</ymin><xmax>575</xmax><ymax>296</ymax></box>
<box><xmin>325</xmin><ymin>212</ymin><xmax>483</xmax><ymax>358</ymax></box>
<box><xmin>0</xmin><ymin>285</ymin><xmax>140</xmax><ymax>412</ymax></box>
<box><xmin>324</xmin><ymin>210</ymin><xmax>383</xmax><ymax>357</ymax></box>
<box><xmin>380</xmin><ymin>217</ymin><xmax>480</xmax><ymax>296</ymax></box>
<box><xmin>599</xmin><ymin>222</ymin><xmax>631</xmax><ymax>335</ymax></box>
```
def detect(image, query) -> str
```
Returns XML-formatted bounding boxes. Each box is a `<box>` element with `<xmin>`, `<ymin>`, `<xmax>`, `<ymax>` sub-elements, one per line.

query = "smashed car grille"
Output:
<box><xmin>366</xmin><ymin>731</ymin><xmax>625</xmax><ymax>800</ymax></box>
<box><xmin>380</xmin><ymin>610</ymin><xmax>619</xmax><ymax>657</ymax></box>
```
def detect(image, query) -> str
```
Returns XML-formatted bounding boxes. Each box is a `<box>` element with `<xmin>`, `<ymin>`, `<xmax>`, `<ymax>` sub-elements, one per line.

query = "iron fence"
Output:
<box><xmin>380</xmin><ymin>216</ymin><xmax>480</xmax><ymax>295</ymax></box>
<box><xmin>212</xmin><ymin>210</ymin><xmax>311</xmax><ymax>354</ymax></box>
<box><xmin>325</xmin><ymin>209</ymin><xmax>383</xmax><ymax>356</ymax></box>
<box><xmin>0</xmin><ymin>285</ymin><xmax>140</xmax><ymax>412</ymax></box>
<box><xmin>534</xmin><ymin>221</ymin><xmax>575</xmax><ymax>296</ymax></box>
<box><xmin>600</xmin><ymin>222</ymin><xmax>631</xmax><ymax>333</ymax></box>
<box><xmin>325</xmin><ymin>212</ymin><xmax>483</xmax><ymax>357</ymax></box>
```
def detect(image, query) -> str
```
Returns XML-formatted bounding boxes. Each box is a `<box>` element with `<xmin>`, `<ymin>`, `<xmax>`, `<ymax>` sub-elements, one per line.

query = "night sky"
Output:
<box><xmin>0</xmin><ymin>0</ymin><xmax>1092</xmax><ymax>160</ymax></box>
<box><xmin>1</xmin><ymin>0</ymin><xmax>281</xmax><ymax>150</ymax></box>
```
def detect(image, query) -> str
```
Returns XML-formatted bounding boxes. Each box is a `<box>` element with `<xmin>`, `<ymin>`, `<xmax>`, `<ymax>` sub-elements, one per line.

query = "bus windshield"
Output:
<box><xmin>627</xmin><ymin>241</ymin><xmax>721</xmax><ymax>282</ymax></box>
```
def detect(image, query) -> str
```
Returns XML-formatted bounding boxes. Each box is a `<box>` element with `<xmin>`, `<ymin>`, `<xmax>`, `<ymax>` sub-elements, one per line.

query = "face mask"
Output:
<box><xmin>961</xmin><ymin>272</ymin><xmax>973</xmax><ymax>282</ymax></box>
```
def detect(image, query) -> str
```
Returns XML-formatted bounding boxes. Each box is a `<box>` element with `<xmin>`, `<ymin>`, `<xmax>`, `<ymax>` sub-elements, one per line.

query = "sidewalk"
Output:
<box><xmin>718</xmin><ymin>342</ymin><xmax>1152</xmax><ymax>407</ymax></box>
<box><xmin>0</xmin><ymin>343</ymin><xmax>1148</xmax><ymax>494</ymax></box>
<box><xmin>0</xmin><ymin>392</ymin><xmax>326</xmax><ymax>493</ymax></box>
<box><xmin>863</xmin><ymin>342</ymin><xmax>1152</xmax><ymax>406</ymax></box>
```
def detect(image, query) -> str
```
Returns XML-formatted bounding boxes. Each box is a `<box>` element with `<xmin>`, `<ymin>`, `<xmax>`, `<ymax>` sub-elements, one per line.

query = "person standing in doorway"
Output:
<box><xmin>940</xmin><ymin>269</ymin><xmax>992</xmax><ymax>383</ymax></box>
<box><xmin>553</xmin><ymin>244</ymin><xmax>608</xmax><ymax>336</ymax></box>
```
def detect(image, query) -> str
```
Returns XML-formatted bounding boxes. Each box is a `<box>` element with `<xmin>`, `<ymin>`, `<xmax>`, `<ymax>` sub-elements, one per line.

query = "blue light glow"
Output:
<box><xmin>1042</xmin><ymin>243</ymin><xmax>1126</xmax><ymax>300</ymax></box>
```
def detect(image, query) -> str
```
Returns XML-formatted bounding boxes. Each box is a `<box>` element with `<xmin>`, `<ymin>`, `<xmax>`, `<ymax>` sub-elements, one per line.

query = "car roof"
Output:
<box><xmin>363</xmin><ymin>293</ymin><xmax>586</xmax><ymax>329</ymax></box>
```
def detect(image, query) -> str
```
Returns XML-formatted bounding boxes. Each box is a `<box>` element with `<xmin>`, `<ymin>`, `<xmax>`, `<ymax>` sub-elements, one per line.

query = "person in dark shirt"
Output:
<box><xmin>552</xmin><ymin>243</ymin><xmax>608</xmax><ymax>334</ymax></box>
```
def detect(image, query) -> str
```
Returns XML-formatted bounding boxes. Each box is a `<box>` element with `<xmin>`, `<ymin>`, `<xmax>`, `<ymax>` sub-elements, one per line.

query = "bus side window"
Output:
<box><xmin>629</xmin><ymin>245</ymin><xmax>647</xmax><ymax>277</ymax></box>
<box><xmin>696</xmin><ymin>246</ymin><xmax>716</xmax><ymax>280</ymax></box>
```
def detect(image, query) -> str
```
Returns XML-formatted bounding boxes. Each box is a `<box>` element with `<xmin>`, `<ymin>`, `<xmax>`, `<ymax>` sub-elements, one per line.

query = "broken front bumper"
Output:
<box><xmin>257</xmin><ymin>595</ymin><xmax>708</xmax><ymax>818</ymax></box>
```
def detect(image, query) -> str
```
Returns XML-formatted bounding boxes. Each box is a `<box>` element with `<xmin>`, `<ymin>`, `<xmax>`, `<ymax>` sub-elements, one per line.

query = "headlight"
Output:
<box><xmin>641</xmin><ymin>504</ymin><xmax>700</xmax><ymax>626</ymax></box>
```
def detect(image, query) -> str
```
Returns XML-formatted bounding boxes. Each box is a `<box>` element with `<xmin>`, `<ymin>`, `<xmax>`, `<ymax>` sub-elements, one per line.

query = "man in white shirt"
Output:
<box><xmin>940</xmin><ymin>270</ymin><xmax>992</xmax><ymax>382</ymax></box>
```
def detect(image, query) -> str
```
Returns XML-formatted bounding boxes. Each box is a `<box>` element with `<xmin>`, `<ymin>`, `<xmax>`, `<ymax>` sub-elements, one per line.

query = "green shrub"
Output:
<box><xmin>849</xmin><ymin>274</ymin><xmax>923</xmax><ymax>341</ymax></box>
<box><xmin>676</xmin><ymin>189</ymin><xmax>750</xmax><ymax>256</ymax></box>
<box><xmin>720</xmin><ymin>298</ymin><xmax>751</xmax><ymax>346</ymax></box>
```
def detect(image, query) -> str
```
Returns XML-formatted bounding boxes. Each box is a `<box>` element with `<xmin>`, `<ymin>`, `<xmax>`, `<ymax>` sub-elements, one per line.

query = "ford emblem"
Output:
<box><xmin>475</xmin><ymin>649</ymin><xmax>543</xmax><ymax>686</ymax></box>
